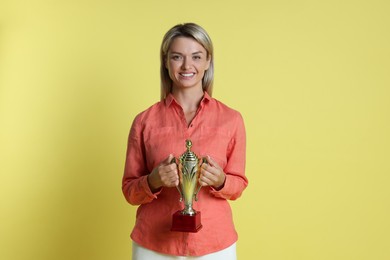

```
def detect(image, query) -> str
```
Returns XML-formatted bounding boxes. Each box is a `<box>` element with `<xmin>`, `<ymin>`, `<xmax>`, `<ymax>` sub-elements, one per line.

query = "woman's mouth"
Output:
<box><xmin>179</xmin><ymin>72</ymin><xmax>195</xmax><ymax>78</ymax></box>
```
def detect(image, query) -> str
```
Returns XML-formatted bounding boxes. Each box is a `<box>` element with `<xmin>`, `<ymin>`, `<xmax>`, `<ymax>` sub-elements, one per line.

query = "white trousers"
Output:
<box><xmin>132</xmin><ymin>241</ymin><xmax>237</xmax><ymax>260</ymax></box>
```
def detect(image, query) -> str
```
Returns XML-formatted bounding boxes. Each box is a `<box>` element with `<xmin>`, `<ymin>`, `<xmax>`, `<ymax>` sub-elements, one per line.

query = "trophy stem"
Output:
<box><xmin>181</xmin><ymin>204</ymin><xmax>196</xmax><ymax>216</ymax></box>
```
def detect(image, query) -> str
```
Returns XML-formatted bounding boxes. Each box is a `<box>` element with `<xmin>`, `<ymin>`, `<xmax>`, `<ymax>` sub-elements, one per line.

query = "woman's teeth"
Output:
<box><xmin>180</xmin><ymin>73</ymin><xmax>195</xmax><ymax>77</ymax></box>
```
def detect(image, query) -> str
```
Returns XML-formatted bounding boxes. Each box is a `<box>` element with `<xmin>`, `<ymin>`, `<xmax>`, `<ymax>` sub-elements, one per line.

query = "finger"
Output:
<box><xmin>170</xmin><ymin>174</ymin><xmax>179</xmax><ymax>187</ymax></box>
<box><xmin>200</xmin><ymin>170</ymin><xmax>217</xmax><ymax>185</ymax></box>
<box><xmin>167</xmin><ymin>177</ymin><xmax>179</xmax><ymax>186</ymax></box>
<box><xmin>161</xmin><ymin>163</ymin><xmax>177</xmax><ymax>173</ymax></box>
<box><xmin>199</xmin><ymin>179</ymin><xmax>208</xmax><ymax>186</ymax></box>
<box><xmin>161</xmin><ymin>154</ymin><xmax>174</xmax><ymax>165</ymax></box>
<box><xmin>199</xmin><ymin>177</ymin><xmax>208</xmax><ymax>186</ymax></box>
<box><xmin>199</xmin><ymin>174</ymin><xmax>214</xmax><ymax>186</ymax></box>
<box><xmin>162</xmin><ymin>166</ymin><xmax>178</xmax><ymax>179</ymax></box>
<box><xmin>201</xmin><ymin>160</ymin><xmax>213</xmax><ymax>171</ymax></box>
<box><xmin>205</xmin><ymin>155</ymin><xmax>220</xmax><ymax>168</ymax></box>
<box><xmin>162</xmin><ymin>173</ymin><xmax>179</xmax><ymax>186</ymax></box>
<box><xmin>201</xmin><ymin>163</ymin><xmax>219</xmax><ymax>176</ymax></box>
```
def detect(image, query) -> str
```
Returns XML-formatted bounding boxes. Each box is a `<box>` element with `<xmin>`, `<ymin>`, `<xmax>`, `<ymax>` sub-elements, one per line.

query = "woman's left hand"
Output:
<box><xmin>200</xmin><ymin>156</ymin><xmax>226</xmax><ymax>190</ymax></box>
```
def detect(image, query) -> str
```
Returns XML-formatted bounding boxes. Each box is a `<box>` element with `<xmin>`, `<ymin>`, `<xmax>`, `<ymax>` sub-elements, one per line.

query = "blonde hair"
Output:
<box><xmin>160</xmin><ymin>23</ymin><xmax>214</xmax><ymax>100</ymax></box>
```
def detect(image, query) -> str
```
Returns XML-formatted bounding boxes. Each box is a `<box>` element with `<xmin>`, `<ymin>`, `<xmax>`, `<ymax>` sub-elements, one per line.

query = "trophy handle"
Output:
<box><xmin>194</xmin><ymin>157</ymin><xmax>207</xmax><ymax>201</ymax></box>
<box><xmin>171</xmin><ymin>157</ymin><xmax>183</xmax><ymax>202</ymax></box>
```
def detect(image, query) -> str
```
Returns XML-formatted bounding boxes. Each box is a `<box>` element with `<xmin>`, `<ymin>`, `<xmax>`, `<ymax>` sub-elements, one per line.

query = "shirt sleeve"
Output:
<box><xmin>122</xmin><ymin>114</ymin><xmax>161</xmax><ymax>205</ymax></box>
<box><xmin>210</xmin><ymin>112</ymin><xmax>248</xmax><ymax>200</ymax></box>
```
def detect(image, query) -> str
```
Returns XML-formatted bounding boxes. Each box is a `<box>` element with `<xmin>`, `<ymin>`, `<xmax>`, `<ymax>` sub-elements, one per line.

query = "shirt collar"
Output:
<box><xmin>165</xmin><ymin>91</ymin><xmax>211</xmax><ymax>107</ymax></box>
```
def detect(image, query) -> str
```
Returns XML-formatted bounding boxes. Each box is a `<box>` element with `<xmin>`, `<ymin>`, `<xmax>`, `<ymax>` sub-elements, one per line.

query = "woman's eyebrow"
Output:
<box><xmin>169</xmin><ymin>51</ymin><xmax>205</xmax><ymax>55</ymax></box>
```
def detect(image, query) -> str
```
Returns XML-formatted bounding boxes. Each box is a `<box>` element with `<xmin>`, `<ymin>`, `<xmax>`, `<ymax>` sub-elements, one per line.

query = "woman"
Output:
<box><xmin>122</xmin><ymin>23</ymin><xmax>248</xmax><ymax>259</ymax></box>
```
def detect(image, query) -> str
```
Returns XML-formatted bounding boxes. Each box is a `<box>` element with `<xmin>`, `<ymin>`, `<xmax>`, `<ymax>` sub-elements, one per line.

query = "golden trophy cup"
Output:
<box><xmin>171</xmin><ymin>140</ymin><xmax>205</xmax><ymax>232</ymax></box>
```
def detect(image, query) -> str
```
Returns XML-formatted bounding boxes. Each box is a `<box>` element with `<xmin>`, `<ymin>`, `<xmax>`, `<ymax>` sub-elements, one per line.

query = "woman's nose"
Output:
<box><xmin>181</xmin><ymin>58</ymin><xmax>191</xmax><ymax>69</ymax></box>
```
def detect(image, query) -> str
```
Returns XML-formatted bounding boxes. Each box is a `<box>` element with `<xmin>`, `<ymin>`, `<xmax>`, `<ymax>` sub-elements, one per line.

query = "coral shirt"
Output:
<box><xmin>122</xmin><ymin>92</ymin><xmax>248</xmax><ymax>256</ymax></box>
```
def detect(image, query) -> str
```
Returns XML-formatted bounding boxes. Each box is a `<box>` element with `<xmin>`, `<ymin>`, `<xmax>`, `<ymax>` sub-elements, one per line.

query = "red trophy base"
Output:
<box><xmin>171</xmin><ymin>211</ymin><xmax>202</xmax><ymax>232</ymax></box>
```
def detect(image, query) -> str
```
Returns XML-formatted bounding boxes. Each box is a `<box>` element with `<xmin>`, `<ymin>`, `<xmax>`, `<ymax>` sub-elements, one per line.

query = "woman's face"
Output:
<box><xmin>166</xmin><ymin>37</ymin><xmax>210</xmax><ymax>92</ymax></box>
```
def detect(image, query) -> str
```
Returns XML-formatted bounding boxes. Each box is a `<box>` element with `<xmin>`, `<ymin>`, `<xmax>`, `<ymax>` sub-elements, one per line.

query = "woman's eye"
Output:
<box><xmin>193</xmin><ymin>56</ymin><xmax>201</xmax><ymax>60</ymax></box>
<box><xmin>171</xmin><ymin>55</ymin><xmax>182</xmax><ymax>60</ymax></box>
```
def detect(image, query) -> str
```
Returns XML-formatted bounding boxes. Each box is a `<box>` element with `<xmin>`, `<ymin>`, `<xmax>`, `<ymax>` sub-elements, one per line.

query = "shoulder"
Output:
<box><xmin>129</xmin><ymin>100</ymin><xmax>165</xmax><ymax>138</ymax></box>
<box><xmin>132</xmin><ymin>100</ymin><xmax>165</xmax><ymax>126</ymax></box>
<box><xmin>209</xmin><ymin>97</ymin><xmax>244</xmax><ymax>121</ymax></box>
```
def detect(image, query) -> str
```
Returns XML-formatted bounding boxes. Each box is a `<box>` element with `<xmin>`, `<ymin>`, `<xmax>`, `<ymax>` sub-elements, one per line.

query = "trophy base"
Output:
<box><xmin>171</xmin><ymin>211</ymin><xmax>202</xmax><ymax>233</ymax></box>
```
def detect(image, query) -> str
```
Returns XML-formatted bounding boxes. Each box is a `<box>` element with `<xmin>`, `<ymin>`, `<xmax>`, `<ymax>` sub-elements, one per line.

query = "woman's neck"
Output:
<box><xmin>171</xmin><ymin>87</ymin><xmax>204</xmax><ymax>113</ymax></box>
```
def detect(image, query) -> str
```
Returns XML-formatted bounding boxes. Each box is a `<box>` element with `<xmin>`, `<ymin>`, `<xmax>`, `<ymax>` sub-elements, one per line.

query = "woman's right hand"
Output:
<box><xmin>147</xmin><ymin>154</ymin><xmax>179</xmax><ymax>193</ymax></box>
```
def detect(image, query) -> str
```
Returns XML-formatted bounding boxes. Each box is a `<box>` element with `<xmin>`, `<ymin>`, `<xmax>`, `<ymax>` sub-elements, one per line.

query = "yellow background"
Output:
<box><xmin>1</xmin><ymin>0</ymin><xmax>389</xmax><ymax>259</ymax></box>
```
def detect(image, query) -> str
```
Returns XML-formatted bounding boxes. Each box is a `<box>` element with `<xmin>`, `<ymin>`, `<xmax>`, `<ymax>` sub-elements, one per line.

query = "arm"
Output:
<box><xmin>122</xmin><ymin>115</ymin><xmax>179</xmax><ymax>205</ymax></box>
<box><xmin>122</xmin><ymin>115</ymin><xmax>159</xmax><ymax>205</ymax></box>
<box><xmin>205</xmin><ymin>113</ymin><xmax>248</xmax><ymax>200</ymax></box>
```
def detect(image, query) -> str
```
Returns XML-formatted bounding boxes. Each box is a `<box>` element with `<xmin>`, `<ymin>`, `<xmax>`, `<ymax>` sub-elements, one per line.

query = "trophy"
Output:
<box><xmin>171</xmin><ymin>140</ymin><xmax>206</xmax><ymax>232</ymax></box>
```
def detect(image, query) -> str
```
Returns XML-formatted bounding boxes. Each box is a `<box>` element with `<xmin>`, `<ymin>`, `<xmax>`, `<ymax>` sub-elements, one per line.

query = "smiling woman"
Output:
<box><xmin>122</xmin><ymin>23</ymin><xmax>248</xmax><ymax>260</ymax></box>
<box><xmin>160</xmin><ymin>23</ymin><xmax>215</xmax><ymax>101</ymax></box>
<box><xmin>166</xmin><ymin>37</ymin><xmax>211</xmax><ymax>93</ymax></box>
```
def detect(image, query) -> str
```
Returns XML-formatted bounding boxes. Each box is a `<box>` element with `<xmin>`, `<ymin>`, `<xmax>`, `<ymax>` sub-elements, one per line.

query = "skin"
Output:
<box><xmin>148</xmin><ymin>37</ymin><xmax>226</xmax><ymax>193</ymax></box>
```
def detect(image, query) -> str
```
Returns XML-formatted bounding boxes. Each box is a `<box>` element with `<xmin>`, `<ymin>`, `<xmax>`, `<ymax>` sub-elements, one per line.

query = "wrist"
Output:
<box><xmin>213</xmin><ymin>175</ymin><xmax>226</xmax><ymax>191</ymax></box>
<box><xmin>147</xmin><ymin>173</ymin><xmax>162</xmax><ymax>193</ymax></box>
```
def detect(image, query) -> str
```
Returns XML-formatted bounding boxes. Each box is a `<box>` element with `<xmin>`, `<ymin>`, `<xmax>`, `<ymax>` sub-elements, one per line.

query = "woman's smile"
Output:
<box><xmin>179</xmin><ymin>72</ymin><xmax>195</xmax><ymax>78</ymax></box>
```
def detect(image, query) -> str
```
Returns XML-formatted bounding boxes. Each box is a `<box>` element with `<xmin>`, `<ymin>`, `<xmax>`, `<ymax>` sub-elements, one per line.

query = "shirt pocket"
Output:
<box><xmin>199</xmin><ymin>126</ymin><xmax>232</xmax><ymax>168</ymax></box>
<box><xmin>143</xmin><ymin>127</ymin><xmax>175</xmax><ymax>170</ymax></box>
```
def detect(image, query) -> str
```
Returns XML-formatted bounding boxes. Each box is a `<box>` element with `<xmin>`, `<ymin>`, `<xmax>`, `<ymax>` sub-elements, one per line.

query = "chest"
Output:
<box><xmin>142</xmin><ymin>124</ymin><xmax>232</xmax><ymax>172</ymax></box>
